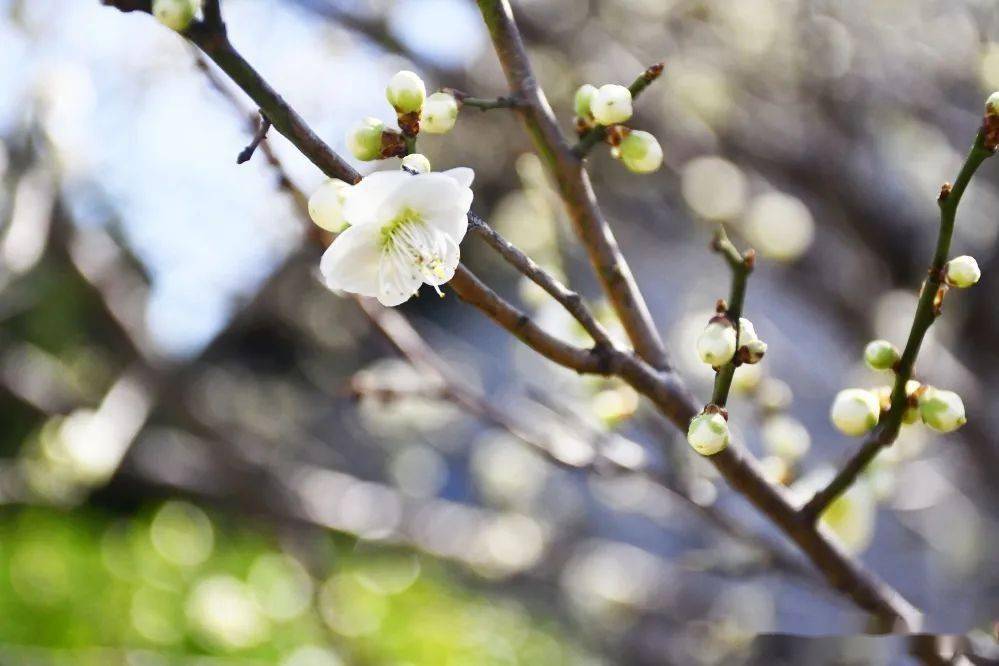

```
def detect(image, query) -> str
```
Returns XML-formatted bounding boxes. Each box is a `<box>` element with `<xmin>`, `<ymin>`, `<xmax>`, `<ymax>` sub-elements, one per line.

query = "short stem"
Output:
<box><xmin>710</xmin><ymin>228</ymin><xmax>754</xmax><ymax>408</ymax></box>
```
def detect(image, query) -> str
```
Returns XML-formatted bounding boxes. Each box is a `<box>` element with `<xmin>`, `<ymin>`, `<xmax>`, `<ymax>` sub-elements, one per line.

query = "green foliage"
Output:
<box><xmin>0</xmin><ymin>504</ymin><xmax>588</xmax><ymax>664</ymax></box>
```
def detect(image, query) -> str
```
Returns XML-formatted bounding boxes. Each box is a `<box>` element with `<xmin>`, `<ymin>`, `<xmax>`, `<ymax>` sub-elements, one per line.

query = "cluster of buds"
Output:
<box><xmin>830</xmin><ymin>337</ymin><xmax>969</xmax><ymax>436</ymax></box>
<box><xmin>695</xmin><ymin>313</ymin><xmax>767</xmax><ymax>369</ymax></box>
<box><xmin>574</xmin><ymin>75</ymin><xmax>664</xmax><ymax>174</ymax></box>
<box><xmin>346</xmin><ymin>70</ymin><xmax>459</xmax><ymax>162</ymax></box>
<box><xmin>152</xmin><ymin>0</ymin><xmax>199</xmax><ymax>32</ymax></box>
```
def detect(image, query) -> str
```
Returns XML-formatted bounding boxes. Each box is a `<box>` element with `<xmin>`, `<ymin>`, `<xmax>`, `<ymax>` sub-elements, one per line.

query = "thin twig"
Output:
<box><xmin>801</xmin><ymin>128</ymin><xmax>995</xmax><ymax>521</ymax></box>
<box><xmin>446</xmin><ymin>88</ymin><xmax>524</xmax><ymax>111</ymax></box>
<box><xmin>467</xmin><ymin>213</ymin><xmax>615</xmax><ymax>349</ymax></box>
<box><xmin>236</xmin><ymin>112</ymin><xmax>271</xmax><ymax>164</ymax></box>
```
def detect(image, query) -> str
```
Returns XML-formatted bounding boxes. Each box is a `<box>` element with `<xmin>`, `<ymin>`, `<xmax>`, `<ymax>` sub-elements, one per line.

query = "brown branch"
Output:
<box><xmin>475</xmin><ymin>0</ymin><xmax>671</xmax><ymax>371</ymax></box>
<box><xmin>467</xmin><ymin>214</ymin><xmax>615</xmax><ymax>349</ymax></box>
<box><xmin>474</xmin><ymin>0</ymin><xmax>920</xmax><ymax>631</ymax></box>
<box><xmin>449</xmin><ymin>266</ymin><xmax>610</xmax><ymax>374</ymax></box>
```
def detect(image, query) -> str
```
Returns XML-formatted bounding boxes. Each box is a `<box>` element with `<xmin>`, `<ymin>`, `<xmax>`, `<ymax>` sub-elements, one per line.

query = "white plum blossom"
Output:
<box><xmin>319</xmin><ymin>167</ymin><xmax>474</xmax><ymax>306</ymax></box>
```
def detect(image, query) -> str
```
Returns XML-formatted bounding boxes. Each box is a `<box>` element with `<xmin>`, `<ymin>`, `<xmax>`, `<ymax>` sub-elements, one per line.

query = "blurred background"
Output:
<box><xmin>1</xmin><ymin>0</ymin><xmax>998</xmax><ymax>663</ymax></box>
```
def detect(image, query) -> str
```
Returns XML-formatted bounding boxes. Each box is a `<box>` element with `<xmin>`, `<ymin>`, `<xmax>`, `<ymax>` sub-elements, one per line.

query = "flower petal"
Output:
<box><xmin>319</xmin><ymin>224</ymin><xmax>382</xmax><ymax>297</ymax></box>
<box><xmin>385</xmin><ymin>173</ymin><xmax>472</xmax><ymax>241</ymax></box>
<box><xmin>443</xmin><ymin>167</ymin><xmax>474</xmax><ymax>189</ymax></box>
<box><xmin>422</xmin><ymin>232</ymin><xmax>460</xmax><ymax>287</ymax></box>
<box><xmin>342</xmin><ymin>170</ymin><xmax>410</xmax><ymax>227</ymax></box>
<box><xmin>377</xmin><ymin>249</ymin><xmax>423</xmax><ymax>306</ymax></box>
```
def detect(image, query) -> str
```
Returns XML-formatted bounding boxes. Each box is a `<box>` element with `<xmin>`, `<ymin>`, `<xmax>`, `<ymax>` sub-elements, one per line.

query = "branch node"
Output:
<box><xmin>236</xmin><ymin>112</ymin><xmax>271</xmax><ymax>164</ymax></box>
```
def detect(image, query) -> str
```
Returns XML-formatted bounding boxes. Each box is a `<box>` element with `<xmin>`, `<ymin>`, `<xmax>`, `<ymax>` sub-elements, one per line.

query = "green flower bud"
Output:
<box><xmin>307</xmin><ymin>178</ymin><xmax>352</xmax><ymax>232</ymax></box>
<box><xmin>944</xmin><ymin>255</ymin><xmax>980</xmax><ymax>288</ymax></box>
<box><xmin>590</xmin><ymin>84</ymin><xmax>633</xmax><ymax>125</ymax></box>
<box><xmin>386</xmin><ymin>70</ymin><xmax>426</xmax><ymax>114</ymax></box>
<box><xmin>574</xmin><ymin>84</ymin><xmax>598</xmax><ymax>119</ymax></box>
<box><xmin>420</xmin><ymin>92</ymin><xmax>458</xmax><ymax>134</ymax></box>
<box><xmin>696</xmin><ymin>319</ymin><xmax>737</xmax><ymax>367</ymax></box>
<box><xmin>864</xmin><ymin>339</ymin><xmax>900</xmax><ymax>371</ymax></box>
<box><xmin>152</xmin><ymin>0</ymin><xmax>197</xmax><ymax>32</ymax></box>
<box><xmin>918</xmin><ymin>387</ymin><xmax>966</xmax><ymax>433</ymax></box>
<box><xmin>618</xmin><ymin>130</ymin><xmax>663</xmax><ymax>174</ymax></box>
<box><xmin>401</xmin><ymin>153</ymin><xmax>431</xmax><ymax>174</ymax></box>
<box><xmin>346</xmin><ymin>117</ymin><xmax>385</xmax><ymax>161</ymax></box>
<box><xmin>830</xmin><ymin>388</ymin><xmax>880</xmax><ymax>437</ymax></box>
<box><xmin>687</xmin><ymin>412</ymin><xmax>730</xmax><ymax>456</ymax></box>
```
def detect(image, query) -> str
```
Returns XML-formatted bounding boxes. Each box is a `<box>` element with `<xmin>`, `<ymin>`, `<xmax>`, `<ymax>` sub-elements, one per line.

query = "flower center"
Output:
<box><xmin>380</xmin><ymin>208</ymin><xmax>447</xmax><ymax>295</ymax></box>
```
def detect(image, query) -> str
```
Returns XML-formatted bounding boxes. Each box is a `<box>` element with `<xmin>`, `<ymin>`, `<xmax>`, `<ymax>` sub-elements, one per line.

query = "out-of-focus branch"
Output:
<box><xmin>573</xmin><ymin>63</ymin><xmax>665</xmax><ymax>157</ymax></box>
<box><xmin>476</xmin><ymin>0</ymin><xmax>671</xmax><ymax>371</ymax></box>
<box><xmin>446</xmin><ymin>89</ymin><xmax>525</xmax><ymax>111</ymax></box>
<box><xmin>709</xmin><ymin>228</ymin><xmax>755</xmax><ymax>408</ymax></box>
<box><xmin>802</xmin><ymin>127</ymin><xmax>995</xmax><ymax>521</ymax></box>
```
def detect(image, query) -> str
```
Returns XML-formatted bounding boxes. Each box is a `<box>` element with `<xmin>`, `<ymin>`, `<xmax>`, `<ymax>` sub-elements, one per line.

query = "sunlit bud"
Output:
<box><xmin>986</xmin><ymin>91</ymin><xmax>999</xmax><ymax>116</ymax></box>
<box><xmin>737</xmin><ymin>317</ymin><xmax>766</xmax><ymax>364</ymax></box>
<box><xmin>574</xmin><ymin>84</ymin><xmax>598</xmax><ymax>118</ymax></box>
<box><xmin>420</xmin><ymin>92</ymin><xmax>458</xmax><ymax>134</ymax></box>
<box><xmin>918</xmin><ymin>387</ymin><xmax>966</xmax><ymax>433</ymax></box>
<box><xmin>618</xmin><ymin>130</ymin><xmax>663</xmax><ymax>174</ymax></box>
<box><xmin>696</xmin><ymin>319</ymin><xmax>737</xmax><ymax>367</ymax></box>
<box><xmin>386</xmin><ymin>70</ymin><xmax>426</xmax><ymax>114</ymax></box>
<box><xmin>152</xmin><ymin>0</ymin><xmax>197</xmax><ymax>31</ymax></box>
<box><xmin>307</xmin><ymin>178</ymin><xmax>351</xmax><ymax>232</ymax></box>
<box><xmin>687</xmin><ymin>412</ymin><xmax>730</xmax><ymax>456</ymax></box>
<box><xmin>590</xmin><ymin>84</ymin><xmax>633</xmax><ymax>125</ymax></box>
<box><xmin>762</xmin><ymin>414</ymin><xmax>811</xmax><ymax>462</ymax></box>
<box><xmin>401</xmin><ymin>153</ymin><xmax>431</xmax><ymax>174</ymax></box>
<box><xmin>944</xmin><ymin>255</ymin><xmax>980</xmax><ymax>288</ymax></box>
<box><xmin>863</xmin><ymin>339</ymin><xmax>900</xmax><ymax>371</ymax></box>
<box><xmin>346</xmin><ymin>117</ymin><xmax>385</xmax><ymax>161</ymax></box>
<box><xmin>738</xmin><ymin>318</ymin><xmax>758</xmax><ymax>343</ymax></box>
<box><xmin>830</xmin><ymin>388</ymin><xmax>880</xmax><ymax>436</ymax></box>
<box><xmin>742</xmin><ymin>339</ymin><xmax>767</xmax><ymax>365</ymax></box>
